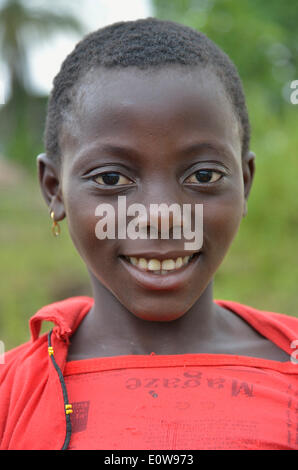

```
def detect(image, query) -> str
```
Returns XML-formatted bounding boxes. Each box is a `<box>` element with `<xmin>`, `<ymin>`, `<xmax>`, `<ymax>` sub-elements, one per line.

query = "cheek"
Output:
<box><xmin>203</xmin><ymin>187</ymin><xmax>244</xmax><ymax>257</ymax></box>
<box><xmin>63</xmin><ymin>190</ymin><xmax>121</xmax><ymax>278</ymax></box>
<box><xmin>62</xmin><ymin>188</ymin><xmax>103</xmax><ymax>264</ymax></box>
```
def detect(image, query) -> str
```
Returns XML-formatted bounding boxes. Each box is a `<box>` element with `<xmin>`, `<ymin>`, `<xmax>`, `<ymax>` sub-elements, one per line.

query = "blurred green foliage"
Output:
<box><xmin>154</xmin><ymin>0</ymin><xmax>298</xmax><ymax>112</ymax></box>
<box><xmin>0</xmin><ymin>0</ymin><xmax>83</xmax><ymax>168</ymax></box>
<box><xmin>0</xmin><ymin>0</ymin><xmax>298</xmax><ymax>350</ymax></box>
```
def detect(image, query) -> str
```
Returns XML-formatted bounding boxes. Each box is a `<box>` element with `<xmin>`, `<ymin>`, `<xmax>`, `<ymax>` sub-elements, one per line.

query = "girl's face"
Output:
<box><xmin>45</xmin><ymin>66</ymin><xmax>255</xmax><ymax>322</ymax></box>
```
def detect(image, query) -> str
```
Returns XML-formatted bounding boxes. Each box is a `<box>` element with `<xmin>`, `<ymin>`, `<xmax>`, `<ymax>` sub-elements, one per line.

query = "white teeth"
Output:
<box><xmin>138</xmin><ymin>258</ymin><xmax>148</xmax><ymax>270</ymax></box>
<box><xmin>126</xmin><ymin>254</ymin><xmax>197</xmax><ymax>274</ymax></box>
<box><xmin>147</xmin><ymin>259</ymin><xmax>161</xmax><ymax>271</ymax></box>
<box><xmin>161</xmin><ymin>259</ymin><xmax>176</xmax><ymax>270</ymax></box>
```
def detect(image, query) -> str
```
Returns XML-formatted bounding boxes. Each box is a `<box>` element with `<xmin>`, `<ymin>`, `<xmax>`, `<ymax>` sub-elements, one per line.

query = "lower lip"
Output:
<box><xmin>118</xmin><ymin>253</ymin><xmax>201</xmax><ymax>291</ymax></box>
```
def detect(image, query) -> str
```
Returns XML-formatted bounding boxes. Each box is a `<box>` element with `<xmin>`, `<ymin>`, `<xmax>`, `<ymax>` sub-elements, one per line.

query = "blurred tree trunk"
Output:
<box><xmin>0</xmin><ymin>0</ymin><xmax>84</xmax><ymax>168</ymax></box>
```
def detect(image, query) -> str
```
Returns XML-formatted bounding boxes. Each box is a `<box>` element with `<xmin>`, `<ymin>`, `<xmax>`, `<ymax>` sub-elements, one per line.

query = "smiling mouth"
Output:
<box><xmin>119</xmin><ymin>252</ymin><xmax>200</xmax><ymax>275</ymax></box>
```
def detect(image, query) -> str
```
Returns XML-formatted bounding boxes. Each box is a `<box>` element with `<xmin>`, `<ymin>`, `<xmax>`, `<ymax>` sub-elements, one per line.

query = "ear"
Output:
<box><xmin>242</xmin><ymin>150</ymin><xmax>256</xmax><ymax>218</ymax></box>
<box><xmin>36</xmin><ymin>153</ymin><xmax>65</xmax><ymax>221</ymax></box>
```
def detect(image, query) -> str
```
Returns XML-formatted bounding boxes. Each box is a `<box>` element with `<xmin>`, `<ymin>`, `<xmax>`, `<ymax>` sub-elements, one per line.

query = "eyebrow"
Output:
<box><xmin>95</xmin><ymin>143</ymin><xmax>144</xmax><ymax>161</ymax></box>
<box><xmin>73</xmin><ymin>140</ymin><xmax>236</xmax><ymax>172</ymax></box>
<box><xmin>178</xmin><ymin>142</ymin><xmax>236</xmax><ymax>164</ymax></box>
<box><xmin>72</xmin><ymin>143</ymin><xmax>144</xmax><ymax>172</ymax></box>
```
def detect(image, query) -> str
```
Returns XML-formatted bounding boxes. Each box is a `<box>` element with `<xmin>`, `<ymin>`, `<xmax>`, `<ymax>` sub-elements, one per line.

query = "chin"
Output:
<box><xmin>129</xmin><ymin>306</ymin><xmax>188</xmax><ymax>323</ymax></box>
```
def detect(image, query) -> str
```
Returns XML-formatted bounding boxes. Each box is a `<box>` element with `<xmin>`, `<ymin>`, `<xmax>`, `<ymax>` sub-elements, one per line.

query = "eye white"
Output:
<box><xmin>95</xmin><ymin>173</ymin><xmax>133</xmax><ymax>185</ymax></box>
<box><xmin>185</xmin><ymin>170</ymin><xmax>222</xmax><ymax>184</ymax></box>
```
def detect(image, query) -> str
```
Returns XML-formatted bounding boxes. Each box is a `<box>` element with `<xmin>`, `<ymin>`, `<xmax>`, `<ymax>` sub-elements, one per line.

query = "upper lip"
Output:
<box><xmin>119</xmin><ymin>250</ymin><xmax>201</xmax><ymax>260</ymax></box>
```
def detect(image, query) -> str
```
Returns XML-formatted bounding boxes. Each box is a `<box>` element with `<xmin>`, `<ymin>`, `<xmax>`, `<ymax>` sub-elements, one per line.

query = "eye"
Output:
<box><xmin>93</xmin><ymin>172</ymin><xmax>133</xmax><ymax>186</ymax></box>
<box><xmin>184</xmin><ymin>169</ymin><xmax>223</xmax><ymax>184</ymax></box>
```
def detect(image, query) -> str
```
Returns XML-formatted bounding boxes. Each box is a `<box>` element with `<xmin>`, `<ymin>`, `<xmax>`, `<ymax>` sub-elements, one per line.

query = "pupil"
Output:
<box><xmin>195</xmin><ymin>170</ymin><xmax>212</xmax><ymax>183</ymax></box>
<box><xmin>102</xmin><ymin>173</ymin><xmax>120</xmax><ymax>185</ymax></box>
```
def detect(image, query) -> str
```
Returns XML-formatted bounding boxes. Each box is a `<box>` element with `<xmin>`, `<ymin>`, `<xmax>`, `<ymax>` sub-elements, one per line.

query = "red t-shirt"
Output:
<box><xmin>1</xmin><ymin>296</ymin><xmax>298</xmax><ymax>450</ymax></box>
<box><xmin>64</xmin><ymin>353</ymin><xmax>298</xmax><ymax>450</ymax></box>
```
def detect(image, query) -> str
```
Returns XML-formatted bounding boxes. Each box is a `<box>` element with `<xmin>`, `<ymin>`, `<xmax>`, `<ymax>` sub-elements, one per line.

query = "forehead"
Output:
<box><xmin>60</xmin><ymin>65</ymin><xmax>241</xmax><ymax>165</ymax></box>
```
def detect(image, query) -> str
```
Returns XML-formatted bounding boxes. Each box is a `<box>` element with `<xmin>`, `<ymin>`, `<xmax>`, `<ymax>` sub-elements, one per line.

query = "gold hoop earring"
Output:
<box><xmin>50</xmin><ymin>211</ymin><xmax>61</xmax><ymax>237</ymax></box>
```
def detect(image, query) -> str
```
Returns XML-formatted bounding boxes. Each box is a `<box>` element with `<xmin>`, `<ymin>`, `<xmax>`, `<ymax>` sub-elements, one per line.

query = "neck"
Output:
<box><xmin>68</xmin><ymin>270</ymin><xmax>221</xmax><ymax>359</ymax></box>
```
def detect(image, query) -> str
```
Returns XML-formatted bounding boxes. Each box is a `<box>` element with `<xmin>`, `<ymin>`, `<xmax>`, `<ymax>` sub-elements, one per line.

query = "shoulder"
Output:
<box><xmin>216</xmin><ymin>299</ymin><xmax>298</xmax><ymax>330</ymax></box>
<box><xmin>215</xmin><ymin>299</ymin><xmax>298</xmax><ymax>357</ymax></box>
<box><xmin>0</xmin><ymin>334</ymin><xmax>49</xmax><ymax>445</ymax></box>
<box><xmin>1</xmin><ymin>295</ymin><xmax>94</xmax><ymax>382</ymax></box>
<box><xmin>0</xmin><ymin>334</ymin><xmax>49</xmax><ymax>385</ymax></box>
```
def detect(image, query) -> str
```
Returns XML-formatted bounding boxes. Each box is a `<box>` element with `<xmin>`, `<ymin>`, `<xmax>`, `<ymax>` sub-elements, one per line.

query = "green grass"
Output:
<box><xmin>0</xmin><ymin>176</ymin><xmax>92</xmax><ymax>350</ymax></box>
<box><xmin>214</xmin><ymin>91</ymin><xmax>298</xmax><ymax>314</ymax></box>
<box><xmin>1</xmin><ymin>94</ymin><xmax>298</xmax><ymax>351</ymax></box>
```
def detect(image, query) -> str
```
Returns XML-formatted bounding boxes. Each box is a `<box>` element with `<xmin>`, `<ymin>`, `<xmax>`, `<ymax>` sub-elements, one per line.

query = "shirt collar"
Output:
<box><xmin>29</xmin><ymin>296</ymin><xmax>94</xmax><ymax>343</ymax></box>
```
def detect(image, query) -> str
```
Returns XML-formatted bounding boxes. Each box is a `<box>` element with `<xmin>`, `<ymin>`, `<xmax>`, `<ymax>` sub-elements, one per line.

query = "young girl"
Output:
<box><xmin>1</xmin><ymin>18</ymin><xmax>298</xmax><ymax>451</ymax></box>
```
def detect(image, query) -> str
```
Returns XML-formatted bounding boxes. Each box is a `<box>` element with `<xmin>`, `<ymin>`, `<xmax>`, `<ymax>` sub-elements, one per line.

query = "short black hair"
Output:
<box><xmin>44</xmin><ymin>17</ymin><xmax>250</xmax><ymax>164</ymax></box>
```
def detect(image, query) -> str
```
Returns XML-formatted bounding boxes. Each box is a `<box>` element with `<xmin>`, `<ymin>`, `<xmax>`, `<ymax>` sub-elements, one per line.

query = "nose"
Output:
<box><xmin>135</xmin><ymin>202</ymin><xmax>184</xmax><ymax>239</ymax></box>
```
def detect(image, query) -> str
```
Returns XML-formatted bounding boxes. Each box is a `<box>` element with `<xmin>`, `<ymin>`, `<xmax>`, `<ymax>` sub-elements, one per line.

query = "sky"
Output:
<box><xmin>0</xmin><ymin>0</ymin><xmax>153</xmax><ymax>98</ymax></box>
